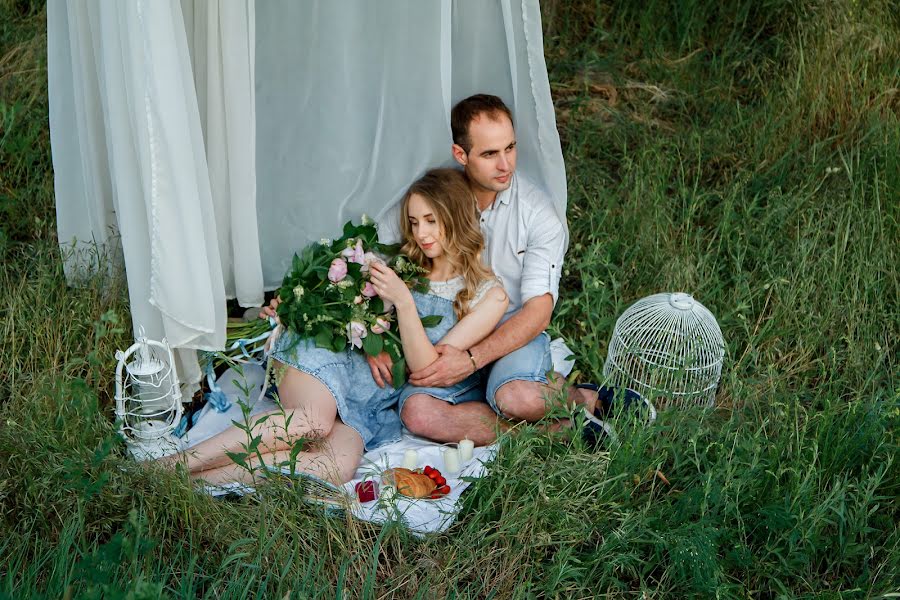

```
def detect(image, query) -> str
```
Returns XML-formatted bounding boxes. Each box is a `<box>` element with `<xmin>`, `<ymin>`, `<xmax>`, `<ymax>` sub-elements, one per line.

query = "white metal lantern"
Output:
<box><xmin>603</xmin><ymin>292</ymin><xmax>725</xmax><ymax>407</ymax></box>
<box><xmin>115</xmin><ymin>334</ymin><xmax>184</xmax><ymax>460</ymax></box>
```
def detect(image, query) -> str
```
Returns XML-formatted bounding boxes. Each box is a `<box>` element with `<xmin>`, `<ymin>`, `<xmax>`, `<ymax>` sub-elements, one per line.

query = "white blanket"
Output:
<box><xmin>182</xmin><ymin>363</ymin><xmax>496</xmax><ymax>534</ymax></box>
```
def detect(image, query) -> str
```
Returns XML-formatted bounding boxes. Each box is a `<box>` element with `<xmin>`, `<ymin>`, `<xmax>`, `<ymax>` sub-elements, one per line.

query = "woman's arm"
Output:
<box><xmin>368</xmin><ymin>263</ymin><xmax>437</xmax><ymax>372</ymax></box>
<box><xmin>438</xmin><ymin>286</ymin><xmax>508</xmax><ymax>351</ymax></box>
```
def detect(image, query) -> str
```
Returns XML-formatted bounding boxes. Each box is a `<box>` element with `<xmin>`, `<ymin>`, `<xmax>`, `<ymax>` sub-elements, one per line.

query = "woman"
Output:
<box><xmin>161</xmin><ymin>168</ymin><xmax>507</xmax><ymax>485</ymax></box>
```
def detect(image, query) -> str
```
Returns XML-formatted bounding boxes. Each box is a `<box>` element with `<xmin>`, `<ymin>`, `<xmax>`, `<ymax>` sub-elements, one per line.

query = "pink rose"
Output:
<box><xmin>360</xmin><ymin>252</ymin><xmax>385</xmax><ymax>273</ymax></box>
<box><xmin>346</xmin><ymin>321</ymin><xmax>367</xmax><ymax>349</ymax></box>
<box><xmin>361</xmin><ymin>281</ymin><xmax>377</xmax><ymax>298</ymax></box>
<box><xmin>371</xmin><ymin>317</ymin><xmax>391</xmax><ymax>335</ymax></box>
<box><xmin>328</xmin><ymin>258</ymin><xmax>348</xmax><ymax>282</ymax></box>
<box><xmin>381</xmin><ymin>298</ymin><xmax>394</xmax><ymax>313</ymax></box>
<box><xmin>342</xmin><ymin>239</ymin><xmax>365</xmax><ymax>265</ymax></box>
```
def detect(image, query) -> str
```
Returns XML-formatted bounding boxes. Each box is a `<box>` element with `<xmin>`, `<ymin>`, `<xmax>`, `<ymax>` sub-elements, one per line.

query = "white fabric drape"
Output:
<box><xmin>48</xmin><ymin>0</ymin><xmax>566</xmax><ymax>384</ymax></box>
<box><xmin>181</xmin><ymin>0</ymin><xmax>263</xmax><ymax>308</ymax></box>
<box><xmin>49</xmin><ymin>0</ymin><xmax>256</xmax><ymax>384</ymax></box>
<box><xmin>255</xmin><ymin>0</ymin><xmax>568</xmax><ymax>285</ymax></box>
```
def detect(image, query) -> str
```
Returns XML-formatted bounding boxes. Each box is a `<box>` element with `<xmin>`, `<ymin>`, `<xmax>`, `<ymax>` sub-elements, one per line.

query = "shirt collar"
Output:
<box><xmin>494</xmin><ymin>172</ymin><xmax>515</xmax><ymax>207</ymax></box>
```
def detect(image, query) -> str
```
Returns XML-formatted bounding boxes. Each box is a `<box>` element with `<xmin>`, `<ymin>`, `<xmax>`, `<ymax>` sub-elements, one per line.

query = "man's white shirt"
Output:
<box><xmin>478</xmin><ymin>172</ymin><xmax>568</xmax><ymax>319</ymax></box>
<box><xmin>478</xmin><ymin>172</ymin><xmax>574</xmax><ymax>376</ymax></box>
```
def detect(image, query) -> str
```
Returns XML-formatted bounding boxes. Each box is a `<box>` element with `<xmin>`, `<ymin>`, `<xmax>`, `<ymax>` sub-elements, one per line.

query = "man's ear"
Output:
<box><xmin>451</xmin><ymin>144</ymin><xmax>468</xmax><ymax>166</ymax></box>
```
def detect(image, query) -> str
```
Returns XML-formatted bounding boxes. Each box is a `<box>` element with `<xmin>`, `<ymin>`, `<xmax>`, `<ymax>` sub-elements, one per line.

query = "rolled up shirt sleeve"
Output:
<box><xmin>520</xmin><ymin>202</ymin><xmax>567</xmax><ymax>306</ymax></box>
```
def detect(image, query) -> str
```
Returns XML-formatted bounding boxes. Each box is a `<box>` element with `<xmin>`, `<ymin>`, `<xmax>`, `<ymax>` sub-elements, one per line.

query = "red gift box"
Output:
<box><xmin>355</xmin><ymin>480</ymin><xmax>379</xmax><ymax>502</ymax></box>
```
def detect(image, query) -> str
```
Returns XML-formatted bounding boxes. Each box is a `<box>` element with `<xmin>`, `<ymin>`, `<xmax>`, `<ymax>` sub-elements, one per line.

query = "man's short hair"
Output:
<box><xmin>451</xmin><ymin>94</ymin><xmax>514</xmax><ymax>154</ymax></box>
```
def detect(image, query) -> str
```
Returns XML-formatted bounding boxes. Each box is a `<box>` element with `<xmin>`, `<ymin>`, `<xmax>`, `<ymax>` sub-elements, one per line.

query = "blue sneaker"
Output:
<box><xmin>576</xmin><ymin>384</ymin><xmax>656</xmax><ymax>448</ymax></box>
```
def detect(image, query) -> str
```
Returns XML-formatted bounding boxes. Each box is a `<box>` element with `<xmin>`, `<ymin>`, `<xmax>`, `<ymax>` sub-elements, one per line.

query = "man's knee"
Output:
<box><xmin>494</xmin><ymin>380</ymin><xmax>549</xmax><ymax>422</ymax></box>
<box><xmin>400</xmin><ymin>395</ymin><xmax>447</xmax><ymax>437</ymax></box>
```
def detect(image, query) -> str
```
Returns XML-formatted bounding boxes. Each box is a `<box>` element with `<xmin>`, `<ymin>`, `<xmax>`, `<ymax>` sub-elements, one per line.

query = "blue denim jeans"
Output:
<box><xmin>398</xmin><ymin>332</ymin><xmax>553</xmax><ymax>415</ymax></box>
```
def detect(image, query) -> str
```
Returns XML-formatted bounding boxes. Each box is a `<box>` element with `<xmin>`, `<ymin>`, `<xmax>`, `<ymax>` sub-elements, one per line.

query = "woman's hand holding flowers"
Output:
<box><xmin>368</xmin><ymin>263</ymin><xmax>413</xmax><ymax>311</ymax></box>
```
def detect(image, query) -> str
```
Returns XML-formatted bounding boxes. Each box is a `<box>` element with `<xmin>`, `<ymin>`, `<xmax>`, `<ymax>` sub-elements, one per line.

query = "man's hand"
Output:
<box><xmin>258</xmin><ymin>296</ymin><xmax>281</xmax><ymax>322</ymax></box>
<box><xmin>367</xmin><ymin>351</ymin><xmax>394</xmax><ymax>388</ymax></box>
<box><xmin>409</xmin><ymin>345</ymin><xmax>473</xmax><ymax>388</ymax></box>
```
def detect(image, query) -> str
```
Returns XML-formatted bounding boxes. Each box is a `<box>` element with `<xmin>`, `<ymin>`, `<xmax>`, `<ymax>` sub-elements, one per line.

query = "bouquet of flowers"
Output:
<box><xmin>275</xmin><ymin>218</ymin><xmax>441</xmax><ymax>387</ymax></box>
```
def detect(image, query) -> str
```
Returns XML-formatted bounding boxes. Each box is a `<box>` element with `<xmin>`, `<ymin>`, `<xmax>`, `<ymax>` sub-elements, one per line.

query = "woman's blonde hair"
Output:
<box><xmin>399</xmin><ymin>168</ymin><xmax>495</xmax><ymax>320</ymax></box>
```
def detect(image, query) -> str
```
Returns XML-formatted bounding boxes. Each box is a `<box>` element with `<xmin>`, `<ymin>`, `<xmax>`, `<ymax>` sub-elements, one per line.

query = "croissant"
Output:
<box><xmin>382</xmin><ymin>468</ymin><xmax>437</xmax><ymax>498</ymax></box>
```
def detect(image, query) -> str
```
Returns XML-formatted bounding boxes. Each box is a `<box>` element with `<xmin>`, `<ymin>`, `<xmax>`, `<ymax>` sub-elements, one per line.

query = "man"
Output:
<box><xmin>367</xmin><ymin>94</ymin><xmax>597</xmax><ymax>445</ymax></box>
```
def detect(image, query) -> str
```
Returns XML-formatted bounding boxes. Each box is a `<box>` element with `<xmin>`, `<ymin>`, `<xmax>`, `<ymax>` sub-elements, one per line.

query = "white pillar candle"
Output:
<box><xmin>443</xmin><ymin>448</ymin><xmax>460</xmax><ymax>473</ymax></box>
<box><xmin>401</xmin><ymin>449</ymin><xmax>418</xmax><ymax>470</ymax></box>
<box><xmin>458</xmin><ymin>438</ymin><xmax>474</xmax><ymax>462</ymax></box>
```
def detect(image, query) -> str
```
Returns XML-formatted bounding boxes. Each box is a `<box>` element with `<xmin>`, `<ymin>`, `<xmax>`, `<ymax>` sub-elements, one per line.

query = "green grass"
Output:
<box><xmin>1</xmin><ymin>1</ymin><xmax>898</xmax><ymax>598</ymax></box>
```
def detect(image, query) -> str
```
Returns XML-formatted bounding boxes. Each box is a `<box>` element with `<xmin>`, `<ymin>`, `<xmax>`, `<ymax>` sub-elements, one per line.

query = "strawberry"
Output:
<box><xmin>428</xmin><ymin>470</ymin><xmax>441</xmax><ymax>481</ymax></box>
<box><xmin>435</xmin><ymin>475</ymin><xmax>446</xmax><ymax>487</ymax></box>
<box><xmin>423</xmin><ymin>466</ymin><xmax>434</xmax><ymax>475</ymax></box>
<box><xmin>436</xmin><ymin>485</ymin><xmax>451</xmax><ymax>495</ymax></box>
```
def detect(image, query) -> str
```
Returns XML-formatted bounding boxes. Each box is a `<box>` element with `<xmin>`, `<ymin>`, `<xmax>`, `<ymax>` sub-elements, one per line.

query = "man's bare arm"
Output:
<box><xmin>467</xmin><ymin>293</ymin><xmax>552</xmax><ymax>369</ymax></box>
<box><xmin>409</xmin><ymin>294</ymin><xmax>553</xmax><ymax>388</ymax></box>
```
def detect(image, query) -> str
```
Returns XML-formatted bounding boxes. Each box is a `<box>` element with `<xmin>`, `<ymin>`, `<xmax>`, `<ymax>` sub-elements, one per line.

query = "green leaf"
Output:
<box><xmin>225</xmin><ymin>451</ymin><xmax>249</xmax><ymax>470</ymax></box>
<box><xmin>362</xmin><ymin>332</ymin><xmax>383</xmax><ymax>356</ymax></box>
<box><xmin>377</xmin><ymin>242</ymin><xmax>402</xmax><ymax>256</ymax></box>
<box><xmin>315</xmin><ymin>329</ymin><xmax>333</xmax><ymax>349</ymax></box>
<box><xmin>369</xmin><ymin>297</ymin><xmax>384</xmax><ymax>314</ymax></box>
<box><xmin>419</xmin><ymin>314</ymin><xmax>443</xmax><ymax>328</ymax></box>
<box><xmin>391</xmin><ymin>357</ymin><xmax>407</xmax><ymax>389</ymax></box>
<box><xmin>332</xmin><ymin>336</ymin><xmax>346</xmax><ymax>353</ymax></box>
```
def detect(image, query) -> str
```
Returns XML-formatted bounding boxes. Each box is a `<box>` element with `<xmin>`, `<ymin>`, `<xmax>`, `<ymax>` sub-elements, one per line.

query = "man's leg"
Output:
<box><xmin>400</xmin><ymin>394</ymin><xmax>504</xmax><ymax>446</ymax></box>
<box><xmin>494</xmin><ymin>377</ymin><xmax>598</xmax><ymax>422</ymax></box>
<box><xmin>399</xmin><ymin>372</ymin><xmax>506</xmax><ymax>445</ymax></box>
<box><xmin>488</xmin><ymin>333</ymin><xmax>598</xmax><ymax>422</ymax></box>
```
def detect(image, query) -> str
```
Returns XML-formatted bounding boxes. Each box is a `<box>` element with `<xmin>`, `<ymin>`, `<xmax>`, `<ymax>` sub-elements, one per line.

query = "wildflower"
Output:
<box><xmin>361</xmin><ymin>281</ymin><xmax>377</xmax><ymax>298</ymax></box>
<box><xmin>337</xmin><ymin>279</ymin><xmax>354</xmax><ymax>289</ymax></box>
<box><xmin>371</xmin><ymin>317</ymin><xmax>391</xmax><ymax>335</ymax></box>
<box><xmin>353</xmin><ymin>295</ymin><xmax>364</xmax><ymax>305</ymax></box>
<box><xmin>328</xmin><ymin>258</ymin><xmax>348</xmax><ymax>282</ymax></box>
<box><xmin>320</xmin><ymin>238</ymin><xmax>332</xmax><ymax>246</ymax></box>
<box><xmin>346</xmin><ymin>321</ymin><xmax>367</xmax><ymax>349</ymax></box>
<box><xmin>293</xmin><ymin>285</ymin><xmax>305</xmax><ymax>299</ymax></box>
<box><xmin>361</xmin><ymin>213</ymin><xmax>374</xmax><ymax>225</ymax></box>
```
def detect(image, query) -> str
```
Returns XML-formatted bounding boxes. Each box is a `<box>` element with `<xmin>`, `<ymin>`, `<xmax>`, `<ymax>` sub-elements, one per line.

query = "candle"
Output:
<box><xmin>458</xmin><ymin>438</ymin><xmax>474</xmax><ymax>462</ymax></box>
<box><xmin>402</xmin><ymin>449</ymin><xmax>418</xmax><ymax>469</ymax></box>
<box><xmin>443</xmin><ymin>448</ymin><xmax>460</xmax><ymax>473</ymax></box>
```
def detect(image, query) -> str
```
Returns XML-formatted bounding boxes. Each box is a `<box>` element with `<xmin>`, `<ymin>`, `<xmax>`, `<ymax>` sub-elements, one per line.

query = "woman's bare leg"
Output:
<box><xmin>191</xmin><ymin>421</ymin><xmax>365</xmax><ymax>486</ymax></box>
<box><xmin>158</xmin><ymin>364</ymin><xmax>338</xmax><ymax>473</ymax></box>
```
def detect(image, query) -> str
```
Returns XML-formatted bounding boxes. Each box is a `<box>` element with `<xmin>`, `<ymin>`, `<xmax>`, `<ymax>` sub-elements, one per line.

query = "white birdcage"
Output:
<box><xmin>114</xmin><ymin>333</ymin><xmax>184</xmax><ymax>460</ymax></box>
<box><xmin>603</xmin><ymin>293</ymin><xmax>725</xmax><ymax>407</ymax></box>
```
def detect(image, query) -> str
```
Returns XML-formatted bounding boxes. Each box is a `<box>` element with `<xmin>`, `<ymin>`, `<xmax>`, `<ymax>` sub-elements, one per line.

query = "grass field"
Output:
<box><xmin>1</xmin><ymin>0</ymin><xmax>898</xmax><ymax>598</ymax></box>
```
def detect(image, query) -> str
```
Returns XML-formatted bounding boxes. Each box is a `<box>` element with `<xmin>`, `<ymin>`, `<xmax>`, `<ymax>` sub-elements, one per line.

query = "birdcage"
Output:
<box><xmin>603</xmin><ymin>293</ymin><xmax>724</xmax><ymax>407</ymax></box>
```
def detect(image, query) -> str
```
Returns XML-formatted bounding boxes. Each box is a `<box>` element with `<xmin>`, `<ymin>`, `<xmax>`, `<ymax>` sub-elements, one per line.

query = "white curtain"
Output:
<box><xmin>48</xmin><ymin>0</ymin><xmax>566</xmax><ymax>385</ymax></box>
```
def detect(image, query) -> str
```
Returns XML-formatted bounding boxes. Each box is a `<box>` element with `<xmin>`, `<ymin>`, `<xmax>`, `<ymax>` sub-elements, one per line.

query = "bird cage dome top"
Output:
<box><xmin>603</xmin><ymin>292</ymin><xmax>725</xmax><ymax>407</ymax></box>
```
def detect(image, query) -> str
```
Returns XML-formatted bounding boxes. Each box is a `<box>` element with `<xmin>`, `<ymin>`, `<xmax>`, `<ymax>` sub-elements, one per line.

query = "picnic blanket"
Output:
<box><xmin>181</xmin><ymin>363</ymin><xmax>496</xmax><ymax>534</ymax></box>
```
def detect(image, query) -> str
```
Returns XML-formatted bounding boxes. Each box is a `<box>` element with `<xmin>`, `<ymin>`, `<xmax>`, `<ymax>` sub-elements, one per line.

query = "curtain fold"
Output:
<box><xmin>49</xmin><ymin>0</ymin><xmax>565</xmax><ymax>386</ymax></box>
